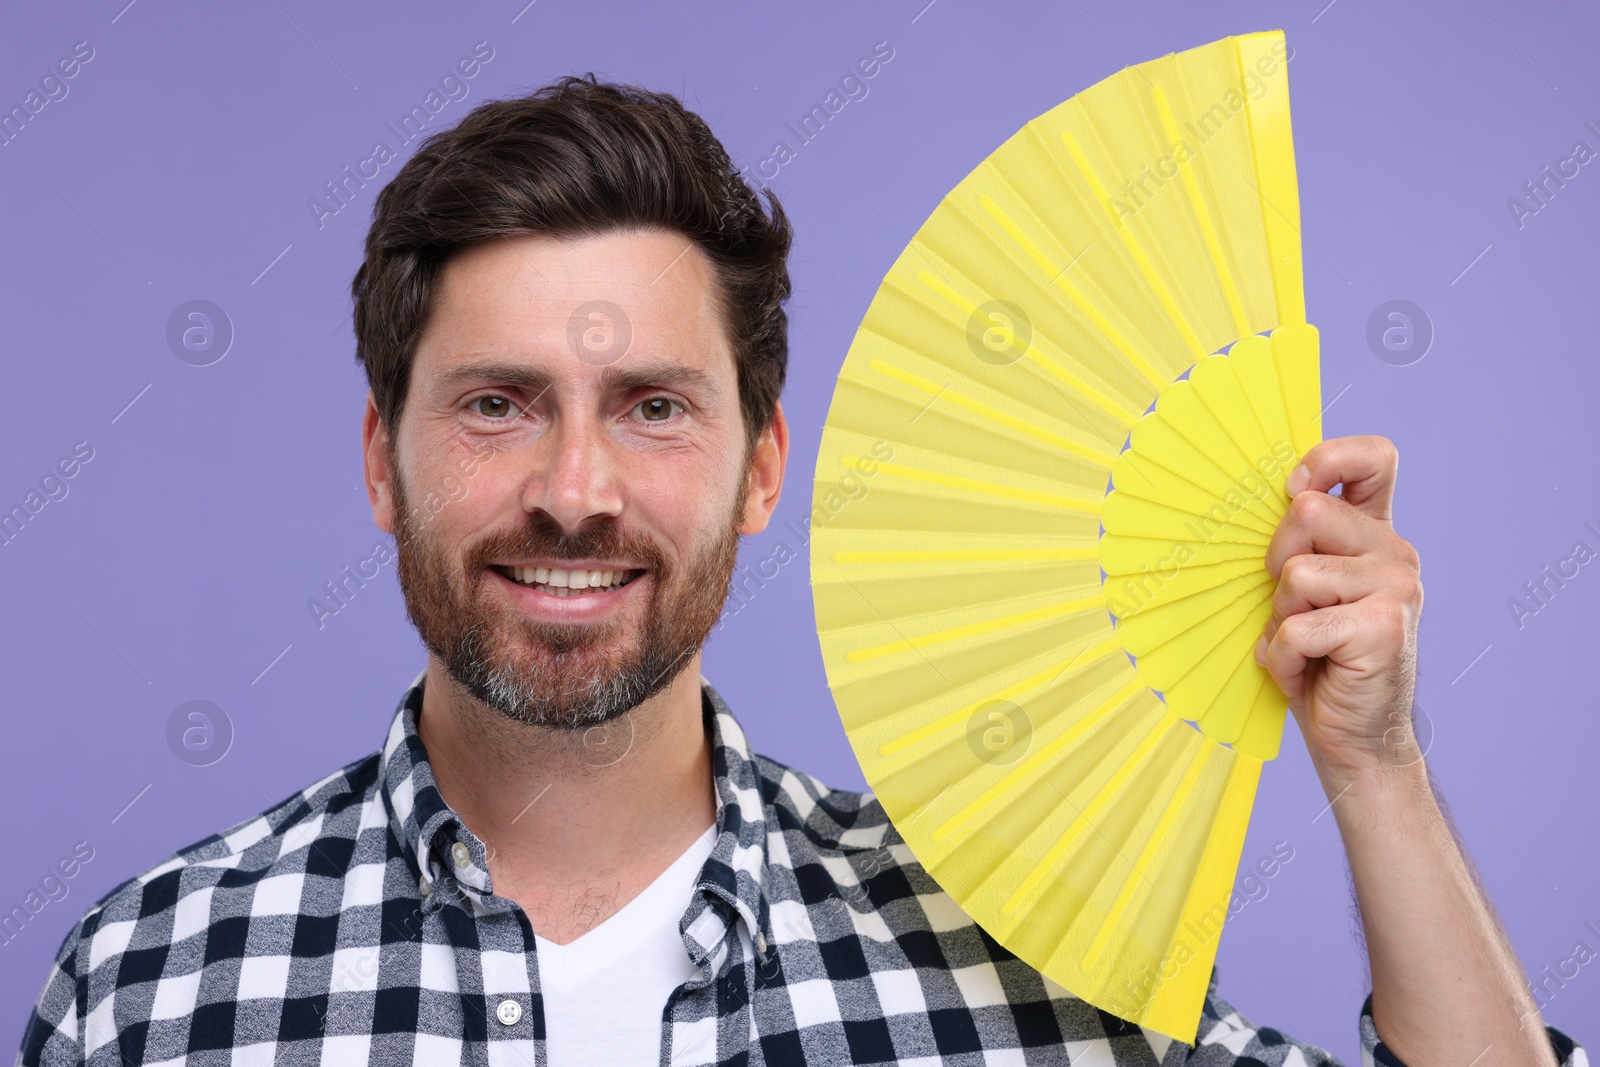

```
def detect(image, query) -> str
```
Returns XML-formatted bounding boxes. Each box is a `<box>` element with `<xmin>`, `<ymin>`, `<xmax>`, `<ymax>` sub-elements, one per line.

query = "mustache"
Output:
<box><xmin>464</xmin><ymin>513</ymin><xmax>669</xmax><ymax>573</ymax></box>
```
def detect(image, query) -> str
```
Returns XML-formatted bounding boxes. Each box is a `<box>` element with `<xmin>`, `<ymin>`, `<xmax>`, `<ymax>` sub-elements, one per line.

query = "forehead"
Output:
<box><xmin>412</xmin><ymin>227</ymin><xmax>732</xmax><ymax>381</ymax></box>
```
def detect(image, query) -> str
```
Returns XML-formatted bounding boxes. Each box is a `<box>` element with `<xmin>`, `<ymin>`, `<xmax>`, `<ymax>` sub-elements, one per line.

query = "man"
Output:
<box><xmin>18</xmin><ymin>75</ymin><xmax>1586</xmax><ymax>1067</ymax></box>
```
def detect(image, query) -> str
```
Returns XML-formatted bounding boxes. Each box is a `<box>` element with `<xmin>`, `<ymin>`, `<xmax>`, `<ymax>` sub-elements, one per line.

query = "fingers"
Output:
<box><xmin>1264</xmin><ymin>488</ymin><xmax>1415</xmax><ymax>579</ymax></box>
<box><xmin>1254</xmin><ymin>601</ymin><xmax>1356</xmax><ymax>701</ymax></box>
<box><xmin>1256</xmin><ymin>595</ymin><xmax>1419</xmax><ymax>701</ymax></box>
<box><xmin>1262</xmin><ymin>552</ymin><xmax>1422</xmax><ymax>644</ymax></box>
<box><xmin>1291</xmin><ymin>435</ymin><xmax>1400</xmax><ymax>523</ymax></box>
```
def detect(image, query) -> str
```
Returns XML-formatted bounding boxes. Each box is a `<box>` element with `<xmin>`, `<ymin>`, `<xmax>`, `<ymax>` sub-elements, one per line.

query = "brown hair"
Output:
<box><xmin>350</xmin><ymin>74</ymin><xmax>793</xmax><ymax>454</ymax></box>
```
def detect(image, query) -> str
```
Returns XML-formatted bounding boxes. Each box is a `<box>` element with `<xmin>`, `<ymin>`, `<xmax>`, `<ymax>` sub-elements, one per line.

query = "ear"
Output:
<box><xmin>362</xmin><ymin>392</ymin><xmax>398</xmax><ymax>536</ymax></box>
<box><xmin>740</xmin><ymin>399</ymin><xmax>789</xmax><ymax>536</ymax></box>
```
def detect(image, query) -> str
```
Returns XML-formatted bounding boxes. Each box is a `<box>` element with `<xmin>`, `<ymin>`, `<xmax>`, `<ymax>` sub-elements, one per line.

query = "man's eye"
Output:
<box><xmin>635</xmin><ymin>397</ymin><xmax>683</xmax><ymax>422</ymax></box>
<box><xmin>471</xmin><ymin>395</ymin><xmax>520</xmax><ymax>419</ymax></box>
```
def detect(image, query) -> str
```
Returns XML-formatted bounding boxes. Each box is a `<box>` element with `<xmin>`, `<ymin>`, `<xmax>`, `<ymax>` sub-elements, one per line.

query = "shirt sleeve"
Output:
<box><xmin>15</xmin><ymin>913</ymin><xmax>87</xmax><ymax>1067</ymax></box>
<box><xmin>1357</xmin><ymin>993</ymin><xmax>1587</xmax><ymax>1067</ymax></box>
<box><xmin>1178</xmin><ymin>965</ymin><xmax>1347</xmax><ymax>1066</ymax></box>
<box><xmin>1173</xmin><ymin>967</ymin><xmax>1588</xmax><ymax>1067</ymax></box>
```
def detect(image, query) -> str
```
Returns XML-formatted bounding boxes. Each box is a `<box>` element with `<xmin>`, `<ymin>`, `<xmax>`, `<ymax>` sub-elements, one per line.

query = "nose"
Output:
<box><xmin>522</xmin><ymin>408</ymin><xmax>623</xmax><ymax>532</ymax></box>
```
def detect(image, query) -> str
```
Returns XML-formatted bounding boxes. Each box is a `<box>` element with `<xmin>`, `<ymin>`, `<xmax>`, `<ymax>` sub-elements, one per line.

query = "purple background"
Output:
<box><xmin>2</xmin><ymin>0</ymin><xmax>1596</xmax><ymax>1058</ymax></box>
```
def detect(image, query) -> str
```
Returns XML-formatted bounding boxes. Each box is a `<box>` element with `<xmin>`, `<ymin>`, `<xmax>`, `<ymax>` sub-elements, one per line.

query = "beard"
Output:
<box><xmin>389</xmin><ymin>457</ymin><xmax>749</xmax><ymax>732</ymax></box>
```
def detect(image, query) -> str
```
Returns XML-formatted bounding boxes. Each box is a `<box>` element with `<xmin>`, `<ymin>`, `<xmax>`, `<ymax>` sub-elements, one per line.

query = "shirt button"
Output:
<box><xmin>419</xmin><ymin>873</ymin><xmax>432</xmax><ymax>897</ymax></box>
<box><xmin>451</xmin><ymin>842</ymin><xmax>472</xmax><ymax>869</ymax></box>
<box><xmin>756</xmin><ymin>931</ymin><xmax>767</xmax><ymax>954</ymax></box>
<box><xmin>495</xmin><ymin>999</ymin><xmax>522</xmax><ymax>1026</ymax></box>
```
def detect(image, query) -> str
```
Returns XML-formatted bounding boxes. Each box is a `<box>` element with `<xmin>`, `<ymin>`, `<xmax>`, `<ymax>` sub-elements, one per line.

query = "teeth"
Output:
<box><xmin>505</xmin><ymin>566</ymin><xmax>634</xmax><ymax>594</ymax></box>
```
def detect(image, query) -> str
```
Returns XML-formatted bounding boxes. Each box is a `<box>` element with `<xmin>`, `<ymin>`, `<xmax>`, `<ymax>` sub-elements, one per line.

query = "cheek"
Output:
<box><xmin>628</xmin><ymin>469</ymin><xmax>737</xmax><ymax>559</ymax></box>
<box><xmin>627</xmin><ymin>482</ymin><xmax>697</xmax><ymax>550</ymax></box>
<box><xmin>417</xmin><ymin>437</ymin><xmax>501</xmax><ymax>503</ymax></box>
<box><xmin>396</xmin><ymin>452</ymin><xmax>490</xmax><ymax>547</ymax></box>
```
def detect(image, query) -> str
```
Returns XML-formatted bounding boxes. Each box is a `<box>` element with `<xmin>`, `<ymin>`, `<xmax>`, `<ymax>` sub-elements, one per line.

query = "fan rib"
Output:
<box><xmin>1272</xmin><ymin>325</ymin><xmax>1322</xmax><ymax>459</ymax></box>
<box><xmin>1227</xmin><ymin>337</ymin><xmax>1297</xmax><ymax>455</ymax></box>
<box><xmin>1107</xmin><ymin>561</ymin><xmax>1273</xmax><ymax>635</ymax></box>
<box><xmin>1154</xmin><ymin>448</ymin><xmax>1287</xmax><ymax>529</ymax></box>
<box><xmin>842</xmin><ymin>455</ymin><xmax>1100</xmax><ymax>512</ymax></box>
<box><xmin>840</xmin><ymin>338</ymin><xmax>1136</xmax><ymax>476</ymax></box>
<box><xmin>1148</xmin><ymin>86</ymin><xmax>1254</xmax><ymax>342</ymax></box>
<box><xmin>1108</xmin><ymin>471</ymin><xmax>1281</xmax><ymax>540</ymax></box>
<box><xmin>883</xmin><ymin>639</ymin><xmax>1120</xmax><ymax>755</ymax></box>
<box><xmin>1137</xmin><ymin>750</ymin><xmax>1262</xmax><ymax>1033</ymax></box>
<box><xmin>1144</xmin><ymin>406</ymin><xmax>1287</xmax><ymax>534</ymax></box>
<box><xmin>1101</xmin><ymin>492</ymin><xmax>1273</xmax><ymax>549</ymax></box>
<box><xmin>866</xmin><ymin>358</ymin><xmax>1119</xmax><ymax>468</ymax></box>
<box><xmin>930</xmin><ymin>667</ymin><xmax>1141</xmax><ymax>840</ymax></box>
<box><xmin>1101</xmin><ymin>557</ymin><xmax>1261</xmax><ymax>598</ymax></box>
<box><xmin>1127</xmin><ymin>574</ymin><xmax>1274</xmax><ymax>686</ymax></box>
<box><xmin>1057</xmin><ymin>129</ymin><xmax>1208</xmax><ymax>363</ymax></box>
<box><xmin>1113</xmin><ymin>571</ymin><xmax>1273</xmax><ymax>660</ymax></box>
<box><xmin>1000</xmin><ymin>711</ymin><xmax>1182</xmax><ymax>918</ymax></box>
<box><xmin>898</xmin><ymin>266</ymin><xmax>1146</xmax><ymax>430</ymax></box>
<box><xmin>834</xmin><ymin>345</ymin><xmax>1127</xmax><ymax>459</ymax></box>
<box><xmin>1158</xmin><ymin>387</ymin><xmax>1263</xmax><ymax>497</ymax></box>
<box><xmin>1120</xmin><ymin>435</ymin><xmax>1280</xmax><ymax>524</ymax></box>
<box><xmin>1235</xmin><ymin>34</ymin><xmax>1305</xmax><ymax>327</ymax></box>
<box><xmin>879</xmin><ymin>637</ymin><xmax>1125</xmax><ymax>759</ymax></box>
<box><xmin>1080</xmin><ymin>731</ymin><xmax>1212</xmax><ymax>975</ymax></box>
<box><xmin>1194</xmin><ymin>659</ymin><xmax>1274</xmax><ymax>744</ymax></box>
<box><xmin>1111</xmin><ymin>449</ymin><xmax>1285</xmax><ymax>535</ymax></box>
<box><xmin>1232</xmin><ymin>676</ymin><xmax>1288</xmax><ymax>759</ymax></box>
<box><xmin>845</xmin><ymin>594</ymin><xmax>1106</xmax><ymax>664</ymax></box>
<box><xmin>912</xmin><ymin>200</ymin><xmax>1156</xmax><ymax>422</ymax></box>
<box><xmin>1188</xmin><ymin>358</ymin><xmax>1281</xmax><ymax>487</ymax></box>
<box><xmin>1130</xmin><ymin>411</ymin><xmax>1282</xmax><ymax>527</ymax></box>
<box><xmin>834</xmin><ymin>548</ymin><xmax>1100</xmax><ymax>565</ymax></box>
<box><xmin>1100</xmin><ymin>535</ymin><xmax>1262</xmax><ymax>576</ymax></box>
<box><xmin>1161</xmin><ymin>584</ymin><xmax>1275</xmax><ymax>719</ymax></box>
<box><xmin>973</xmin><ymin>192</ymin><xmax>1167</xmax><ymax>393</ymax></box>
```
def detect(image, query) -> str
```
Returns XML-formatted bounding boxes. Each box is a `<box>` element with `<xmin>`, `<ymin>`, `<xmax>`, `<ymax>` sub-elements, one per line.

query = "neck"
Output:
<box><xmin>416</xmin><ymin>654</ymin><xmax>718</xmax><ymax>939</ymax></box>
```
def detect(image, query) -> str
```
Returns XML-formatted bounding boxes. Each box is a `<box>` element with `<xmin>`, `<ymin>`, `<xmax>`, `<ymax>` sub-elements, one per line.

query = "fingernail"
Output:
<box><xmin>1254</xmin><ymin>635</ymin><xmax>1268</xmax><ymax>665</ymax></box>
<box><xmin>1286</xmin><ymin>464</ymin><xmax>1310</xmax><ymax>496</ymax></box>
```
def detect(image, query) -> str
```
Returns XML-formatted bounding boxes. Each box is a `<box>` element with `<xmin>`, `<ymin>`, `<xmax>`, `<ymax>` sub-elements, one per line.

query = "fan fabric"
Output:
<box><xmin>809</xmin><ymin>30</ymin><xmax>1321</xmax><ymax>1040</ymax></box>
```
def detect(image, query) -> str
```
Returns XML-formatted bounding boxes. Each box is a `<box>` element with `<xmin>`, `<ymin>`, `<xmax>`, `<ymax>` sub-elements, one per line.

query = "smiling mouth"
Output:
<box><xmin>492</xmin><ymin>565</ymin><xmax>645</xmax><ymax>598</ymax></box>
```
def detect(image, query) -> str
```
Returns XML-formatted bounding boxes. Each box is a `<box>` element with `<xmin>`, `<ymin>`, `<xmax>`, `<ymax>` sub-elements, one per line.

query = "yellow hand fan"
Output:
<box><xmin>809</xmin><ymin>30</ymin><xmax>1320</xmax><ymax>1041</ymax></box>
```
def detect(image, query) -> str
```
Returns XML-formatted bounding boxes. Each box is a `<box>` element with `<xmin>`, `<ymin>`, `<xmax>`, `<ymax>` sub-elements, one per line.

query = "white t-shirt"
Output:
<box><xmin>536</xmin><ymin>823</ymin><xmax>718</xmax><ymax>1066</ymax></box>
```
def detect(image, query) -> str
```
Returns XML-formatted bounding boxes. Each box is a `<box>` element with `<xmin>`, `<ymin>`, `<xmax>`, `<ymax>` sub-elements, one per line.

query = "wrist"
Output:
<box><xmin>1312</xmin><ymin>749</ymin><xmax>1434</xmax><ymax>831</ymax></box>
<box><xmin>1300</xmin><ymin>699</ymin><xmax>1430</xmax><ymax>803</ymax></box>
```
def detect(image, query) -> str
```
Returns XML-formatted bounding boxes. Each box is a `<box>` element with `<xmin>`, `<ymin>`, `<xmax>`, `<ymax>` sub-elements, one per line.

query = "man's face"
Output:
<box><xmin>364</xmin><ymin>227</ymin><xmax>781</xmax><ymax>730</ymax></box>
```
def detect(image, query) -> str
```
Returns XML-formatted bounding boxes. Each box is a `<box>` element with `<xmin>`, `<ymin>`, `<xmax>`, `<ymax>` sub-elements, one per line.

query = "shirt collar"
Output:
<box><xmin>377</xmin><ymin>667</ymin><xmax>777</xmax><ymax>965</ymax></box>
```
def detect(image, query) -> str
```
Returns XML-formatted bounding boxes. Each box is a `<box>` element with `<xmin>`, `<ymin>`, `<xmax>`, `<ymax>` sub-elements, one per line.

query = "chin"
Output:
<box><xmin>457</xmin><ymin>630</ymin><xmax>654</xmax><ymax>729</ymax></box>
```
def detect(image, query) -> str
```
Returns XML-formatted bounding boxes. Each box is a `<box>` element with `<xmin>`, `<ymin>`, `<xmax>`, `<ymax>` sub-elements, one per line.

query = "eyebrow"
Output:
<box><xmin>431</xmin><ymin>358</ymin><xmax>721</xmax><ymax>398</ymax></box>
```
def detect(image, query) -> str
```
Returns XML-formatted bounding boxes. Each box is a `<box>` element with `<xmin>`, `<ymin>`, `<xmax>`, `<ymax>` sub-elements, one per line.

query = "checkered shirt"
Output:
<box><xmin>18</xmin><ymin>672</ymin><xmax>1588</xmax><ymax>1066</ymax></box>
